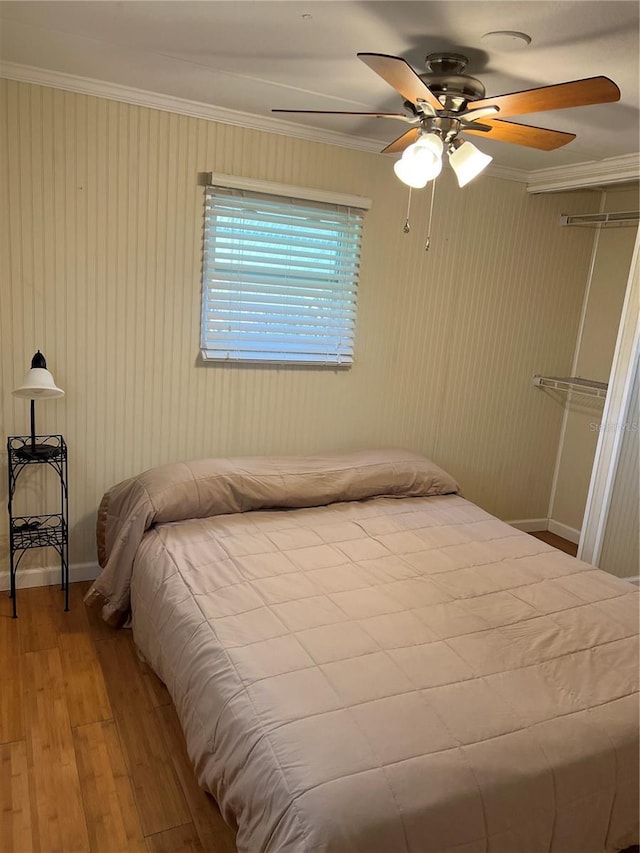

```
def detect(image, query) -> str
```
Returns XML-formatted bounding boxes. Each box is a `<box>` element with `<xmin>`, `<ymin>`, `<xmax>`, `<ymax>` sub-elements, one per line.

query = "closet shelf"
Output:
<box><xmin>560</xmin><ymin>211</ymin><xmax>639</xmax><ymax>228</ymax></box>
<box><xmin>533</xmin><ymin>375</ymin><xmax>608</xmax><ymax>399</ymax></box>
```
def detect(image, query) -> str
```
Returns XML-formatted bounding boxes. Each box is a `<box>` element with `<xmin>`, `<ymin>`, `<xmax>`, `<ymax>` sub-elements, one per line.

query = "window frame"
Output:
<box><xmin>199</xmin><ymin>174</ymin><xmax>371</xmax><ymax>368</ymax></box>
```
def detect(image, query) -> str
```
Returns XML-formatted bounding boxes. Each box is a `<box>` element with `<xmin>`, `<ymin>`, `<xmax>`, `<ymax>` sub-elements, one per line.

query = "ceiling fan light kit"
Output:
<box><xmin>393</xmin><ymin>133</ymin><xmax>492</xmax><ymax>190</ymax></box>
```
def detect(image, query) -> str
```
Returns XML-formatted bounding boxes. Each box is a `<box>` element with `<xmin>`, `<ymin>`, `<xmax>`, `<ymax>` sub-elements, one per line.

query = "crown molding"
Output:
<box><xmin>0</xmin><ymin>60</ymin><xmax>388</xmax><ymax>154</ymax></box>
<box><xmin>3</xmin><ymin>60</ymin><xmax>635</xmax><ymax>191</ymax></box>
<box><xmin>1</xmin><ymin>60</ymin><xmax>530</xmax><ymax>181</ymax></box>
<box><xmin>526</xmin><ymin>152</ymin><xmax>640</xmax><ymax>194</ymax></box>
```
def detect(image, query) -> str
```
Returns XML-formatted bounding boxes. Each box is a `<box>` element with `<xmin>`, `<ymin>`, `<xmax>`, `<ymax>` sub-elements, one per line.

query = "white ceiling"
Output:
<box><xmin>1</xmin><ymin>1</ymin><xmax>639</xmax><ymax>175</ymax></box>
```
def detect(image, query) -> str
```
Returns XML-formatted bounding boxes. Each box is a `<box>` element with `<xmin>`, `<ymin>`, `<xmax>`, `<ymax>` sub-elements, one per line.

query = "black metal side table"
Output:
<box><xmin>7</xmin><ymin>434</ymin><xmax>69</xmax><ymax>617</ymax></box>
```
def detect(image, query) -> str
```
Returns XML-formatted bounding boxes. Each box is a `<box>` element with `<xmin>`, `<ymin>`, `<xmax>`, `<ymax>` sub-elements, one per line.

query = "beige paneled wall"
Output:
<box><xmin>0</xmin><ymin>80</ymin><xmax>597</xmax><ymax>571</ymax></box>
<box><xmin>551</xmin><ymin>187</ymin><xmax>639</xmax><ymax>535</ymax></box>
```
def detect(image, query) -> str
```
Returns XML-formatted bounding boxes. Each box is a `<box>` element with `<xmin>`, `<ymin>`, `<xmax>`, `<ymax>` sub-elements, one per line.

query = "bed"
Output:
<box><xmin>86</xmin><ymin>449</ymin><xmax>639</xmax><ymax>853</ymax></box>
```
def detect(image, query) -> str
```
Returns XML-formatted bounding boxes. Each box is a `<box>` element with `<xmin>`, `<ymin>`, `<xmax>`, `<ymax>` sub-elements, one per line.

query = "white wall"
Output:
<box><xmin>0</xmin><ymin>80</ymin><xmax>598</xmax><ymax>574</ymax></box>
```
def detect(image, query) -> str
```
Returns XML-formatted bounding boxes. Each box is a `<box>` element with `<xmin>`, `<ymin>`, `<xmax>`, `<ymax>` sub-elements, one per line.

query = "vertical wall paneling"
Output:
<box><xmin>0</xmin><ymin>79</ymin><xmax>598</xmax><ymax>576</ymax></box>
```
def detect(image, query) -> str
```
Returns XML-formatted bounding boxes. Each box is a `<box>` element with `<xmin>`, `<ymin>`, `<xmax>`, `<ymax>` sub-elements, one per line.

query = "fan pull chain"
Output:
<box><xmin>403</xmin><ymin>188</ymin><xmax>412</xmax><ymax>233</ymax></box>
<box><xmin>425</xmin><ymin>179</ymin><xmax>436</xmax><ymax>251</ymax></box>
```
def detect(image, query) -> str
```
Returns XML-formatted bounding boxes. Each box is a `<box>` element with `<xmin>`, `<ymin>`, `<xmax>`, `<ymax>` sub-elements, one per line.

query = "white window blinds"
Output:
<box><xmin>201</xmin><ymin>184</ymin><xmax>366</xmax><ymax>366</ymax></box>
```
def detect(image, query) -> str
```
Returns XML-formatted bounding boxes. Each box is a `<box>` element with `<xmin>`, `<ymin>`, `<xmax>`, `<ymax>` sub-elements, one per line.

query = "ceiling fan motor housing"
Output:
<box><xmin>420</xmin><ymin>52</ymin><xmax>486</xmax><ymax>112</ymax></box>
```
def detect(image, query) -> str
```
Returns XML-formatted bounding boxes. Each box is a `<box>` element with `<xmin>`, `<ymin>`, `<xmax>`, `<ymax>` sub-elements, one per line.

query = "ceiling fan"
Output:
<box><xmin>273</xmin><ymin>52</ymin><xmax>620</xmax><ymax>187</ymax></box>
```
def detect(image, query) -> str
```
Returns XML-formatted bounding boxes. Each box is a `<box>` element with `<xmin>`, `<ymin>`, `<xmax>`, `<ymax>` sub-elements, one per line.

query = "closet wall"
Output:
<box><xmin>550</xmin><ymin>186</ymin><xmax>639</xmax><ymax>541</ymax></box>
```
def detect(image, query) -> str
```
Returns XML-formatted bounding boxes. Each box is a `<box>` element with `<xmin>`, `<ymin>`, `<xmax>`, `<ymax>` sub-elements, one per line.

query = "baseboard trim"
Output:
<box><xmin>0</xmin><ymin>561</ymin><xmax>99</xmax><ymax>592</ymax></box>
<box><xmin>507</xmin><ymin>518</ymin><xmax>549</xmax><ymax>533</ymax></box>
<box><xmin>624</xmin><ymin>576</ymin><xmax>640</xmax><ymax>586</ymax></box>
<box><xmin>547</xmin><ymin>519</ymin><xmax>581</xmax><ymax>545</ymax></box>
<box><xmin>507</xmin><ymin>517</ymin><xmax>583</xmax><ymax>546</ymax></box>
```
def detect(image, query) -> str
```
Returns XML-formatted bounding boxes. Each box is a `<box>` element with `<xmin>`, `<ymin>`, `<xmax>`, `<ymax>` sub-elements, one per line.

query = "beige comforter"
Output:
<box><xmin>88</xmin><ymin>451</ymin><xmax>640</xmax><ymax>853</ymax></box>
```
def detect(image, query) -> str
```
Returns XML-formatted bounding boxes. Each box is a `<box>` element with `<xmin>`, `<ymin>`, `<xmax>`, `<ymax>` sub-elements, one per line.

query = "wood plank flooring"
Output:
<box><xmin>0</xmin><ymin>581</ymin><xmax>237</xmax><ymax>853</ymax></box>
<box><xmin>529</xmin><ymin>529</ymin><xmax>578</xmax><ymax>557</ymax></box>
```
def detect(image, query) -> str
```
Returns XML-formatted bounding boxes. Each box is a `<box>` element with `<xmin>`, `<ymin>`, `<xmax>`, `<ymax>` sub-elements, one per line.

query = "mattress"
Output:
<box><xmin>87</xmin><ymin>450</ymin><xmax>640</xmax><ymax>853</ymax></box>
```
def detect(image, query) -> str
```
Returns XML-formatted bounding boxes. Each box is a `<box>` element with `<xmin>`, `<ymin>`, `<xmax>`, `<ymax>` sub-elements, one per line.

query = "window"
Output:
<box><xmin>200</xmin><ymin>178</ymin><xmax>369</xmax><ymax>366</ymax></box>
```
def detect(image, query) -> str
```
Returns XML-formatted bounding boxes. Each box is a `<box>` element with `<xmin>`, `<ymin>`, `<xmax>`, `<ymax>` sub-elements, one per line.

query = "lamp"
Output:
<box><xmin>13</xmin><ymin>351</ymin><xmax>65</xmax><ymax>459</ymax></box>
<box><xmin>448</xmin><ymin>139</ymin><xmax>493</xmax><ymax>187</ymax></box>
<box><xmin>394</xmin><ymin>134</ymin><xmax>443</xmax><ymax>188</ymax></box>
<box><xmin>394</xmin><ymin>131</ymin><xmax>492</xmax><ymax>249</ymax></box>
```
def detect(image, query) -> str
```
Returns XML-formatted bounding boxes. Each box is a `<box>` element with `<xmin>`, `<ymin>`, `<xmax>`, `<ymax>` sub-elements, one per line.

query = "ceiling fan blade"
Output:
<box><xmin>464</xmin><ymin>119</ymin><xmax>576</xmax><ymax>150</ymax></box>
<box><xmin>465</xmin><ymin>76</ymin><xmax>620</xmax><ymax>119</ymax></box>
<box><xmin>358</xmin><ymin>53</ymin><xmax>442</xmax><ymax>112</ymax></box>
<box><xmin>272</xmin><ymin>109</ymin><xmax>414</xmax><ymax>122</ymax></box>
<box><xmin>459</xmin><ymin>106</ymin><xmax>500</xmax><ymax>123</ymax></box>
<box><xmin>381</xmin><ymin>127</ymin><xmax>422</xmax><ymax>155</ymax></box>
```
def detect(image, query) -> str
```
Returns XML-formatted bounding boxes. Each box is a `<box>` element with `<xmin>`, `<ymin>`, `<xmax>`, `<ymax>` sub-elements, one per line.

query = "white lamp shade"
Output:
<box><xmin>394</xmin><ymin>156</ymin><xmax>430</xmax><ymax>188</ymax></box>
<box><xmin>414</xmin><ymin>149</ymin><xmax>443</xmax><ymax>182</ymax></box>
<box><xmin>415</xmin><ymin>133</ymin><xmax>443</xmax><ymax>159</ymax></box>
<box><xmin>448</xmin><ymin>141</ymin><xmax>493</xmax><ymax>187</ymax></box>
<box><xmin>394</xmin><ymin>134</ymin><xmax>443</xmax><ymax>188</ymax></box>
<box><xmin>14</xmin><ymin>367</ymin><xmax>64</xmax><ymax>399</ymax></box>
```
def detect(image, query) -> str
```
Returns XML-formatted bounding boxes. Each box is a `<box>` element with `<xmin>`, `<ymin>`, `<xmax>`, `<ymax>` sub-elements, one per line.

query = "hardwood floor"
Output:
<box><xmin>0</xmin><ymin>582</ymin><xmax>237</xmax><ymax>853</ymax></box>
<box><xmin>529</xmin><ymin>529</ymin><xmax>578</xmax><ymax>557</ymax></box>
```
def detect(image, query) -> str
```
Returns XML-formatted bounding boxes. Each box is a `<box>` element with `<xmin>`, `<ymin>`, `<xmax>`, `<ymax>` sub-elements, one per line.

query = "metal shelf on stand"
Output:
<box><xmin>7</xmin><ymin>434</ymin><xmax>69</xmax><ymax>617</ymax></box>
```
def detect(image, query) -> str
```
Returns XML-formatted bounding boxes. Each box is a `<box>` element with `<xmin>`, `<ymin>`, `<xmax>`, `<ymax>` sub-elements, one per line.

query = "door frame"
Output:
<box><xmin>579</xmin><ymin>228</ymin><xmax>640</xmax><ymax>565</ymax></box>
